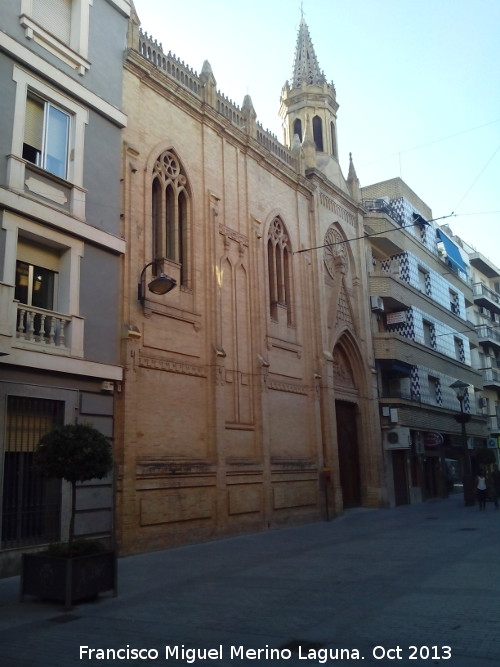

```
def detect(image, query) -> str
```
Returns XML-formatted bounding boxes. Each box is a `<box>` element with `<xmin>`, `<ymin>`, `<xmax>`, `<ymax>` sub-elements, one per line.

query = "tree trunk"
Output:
<box><xmin>69</xmin><ymin>481</ymin><xmax>76</xmax><ymax>555</ymax></box>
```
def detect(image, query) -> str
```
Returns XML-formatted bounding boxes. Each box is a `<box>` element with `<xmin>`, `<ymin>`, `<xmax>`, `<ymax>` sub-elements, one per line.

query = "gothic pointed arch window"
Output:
<box><xmin>313</xmin><ymin>115</ymin><xmax>323</xmax><ymax>152</ymax></box>
<box><xmin>330</xmin><ymin>122</ymin><xmax>337</xmax><ymax>157</ymax></box>
<box><xmin>267</xmin><ymin>217</ymin><xmax>293</xmax><ymax>324</ymax></box>
<box><xmin>293</xmin><ymin>118</ymin><xmax>303</xmax><ymax>142</ymax></box>
<box><xmin>151</xmin><ymin>150</ymin><xmax>190</xmax><ymax>286</ymax></box>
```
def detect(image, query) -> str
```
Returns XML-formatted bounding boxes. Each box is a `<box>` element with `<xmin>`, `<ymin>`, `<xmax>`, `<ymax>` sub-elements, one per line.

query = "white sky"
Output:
<box><xmin>134</xmin><ymin>0</ymin><xmax>500</xmax><ymax>270</ymax></box>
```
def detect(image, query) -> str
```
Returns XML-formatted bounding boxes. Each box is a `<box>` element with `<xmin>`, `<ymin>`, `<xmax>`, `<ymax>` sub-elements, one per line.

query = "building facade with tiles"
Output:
<box><xmin>440</xmin><ymin>227</ymin><xmax>500</xmax><ymax>462</ymax></box>
<box><xmin>0</xmin><ymin>0</ymin><xmax>130</xmax><ymax>576</ymax></box>
<box><xmin>362</xmin><ymin>178</ymin><xmax>488</xmax><ymax>505</ymax></box>
<box><xmin>116</xmin><ymin>11</ymin><xmax>384</xmax><ymax>554</ymax></box>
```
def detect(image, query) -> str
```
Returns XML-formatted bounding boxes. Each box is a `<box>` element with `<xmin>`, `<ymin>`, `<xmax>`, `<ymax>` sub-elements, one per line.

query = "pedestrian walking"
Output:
<box><xmin>476</xmin><ymin>468</ymin><xmax>488</xmax><ymax>510</ymax></box>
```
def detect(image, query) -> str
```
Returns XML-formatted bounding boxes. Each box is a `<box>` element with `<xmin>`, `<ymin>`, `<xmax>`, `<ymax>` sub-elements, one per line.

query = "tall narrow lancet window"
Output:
<box><xmin>293</xmin><ymin>118</ymin><xmax>303</xmax><ymax>142</ymax></box>
<box><xmin>313</xmin><ymin>115</ymin><xmax>323</xmax><ymax>152</ymax></box>
<box><xmin>151</xmin><ymin>150</ymin><xmax>190</xmax><ymax>286</ymax></box>
<box><xmin>268</xmin><ymin>217</ymin><xmax>293</xmax><ymax>324</ymax></box>
<box><xmin>330</xmin><ymin>122</ymin><xmax>337</xmax><ymax>157</ymax></box>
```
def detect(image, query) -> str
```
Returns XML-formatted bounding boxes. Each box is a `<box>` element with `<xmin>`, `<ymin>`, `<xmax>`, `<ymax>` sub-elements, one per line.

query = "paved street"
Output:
<box><xmin>0</xmin><ymin>492</ymin><xmax>498</xmax><ymax>666</ymax></box>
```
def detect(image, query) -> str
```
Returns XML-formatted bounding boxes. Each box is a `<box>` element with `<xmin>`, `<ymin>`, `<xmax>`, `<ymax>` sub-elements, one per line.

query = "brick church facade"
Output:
<box><xmin>116</xmin><ymin>10</ymin><xmax>384</xmax><ymax>554</ymax></box>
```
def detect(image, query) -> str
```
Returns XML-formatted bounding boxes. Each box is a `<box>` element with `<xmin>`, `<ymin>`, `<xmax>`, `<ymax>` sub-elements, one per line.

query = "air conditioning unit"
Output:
<box><xmin>370</xmin><ymin>295</ymin><xmax>384</xmax><ymax>312</ymax></box>
<box><xmin>383</xmin><ymin>427</ymin><xmax>411</xmax><ymax>450</ymax></box>
<box><xmin>101</xmin><ymin>381</ymin><xmax>114</xmax><ymax>393</ymax></box>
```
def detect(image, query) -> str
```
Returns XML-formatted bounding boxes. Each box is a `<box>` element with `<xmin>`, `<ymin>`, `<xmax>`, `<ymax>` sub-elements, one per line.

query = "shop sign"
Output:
<box><xmin>424</xmin><ymin>431</ymin><xmax>444</xmax><ymax>448</ymax></box>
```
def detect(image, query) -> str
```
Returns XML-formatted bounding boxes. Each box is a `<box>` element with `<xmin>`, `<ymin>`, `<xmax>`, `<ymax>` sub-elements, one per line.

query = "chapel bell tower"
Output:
<box><xmin>280</xmin><ymin>17</ymin><xmax>340</xmax><ymax>165</ymax></box>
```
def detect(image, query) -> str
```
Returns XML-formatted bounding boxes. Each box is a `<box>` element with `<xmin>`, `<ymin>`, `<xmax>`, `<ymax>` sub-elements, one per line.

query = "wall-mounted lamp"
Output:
<box><xmin>138</xmin><ymin>262</ymin><xmax>176</xmax><ymax>304</ymax></box>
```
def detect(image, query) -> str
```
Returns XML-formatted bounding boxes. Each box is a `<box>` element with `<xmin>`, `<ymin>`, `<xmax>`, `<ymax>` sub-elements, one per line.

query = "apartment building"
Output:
<box><xmin>440</xmin><ymin>227</ymin><xmax>500</xmax><ymax>461</ymax></box>
<box><xmin>0</xmin><ymin>0</ymin><xmax>130</xmax><ymax>576</ymax></box>
<box><xmin>362</xmin><ymin>179</ymin><xmax>487</xmax><ymax>506</ymax></box>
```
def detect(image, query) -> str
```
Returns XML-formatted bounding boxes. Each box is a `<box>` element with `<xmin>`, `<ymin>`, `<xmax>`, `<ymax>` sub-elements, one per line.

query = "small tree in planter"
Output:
<box><xmin>20</xmin><ymin>423</ymin><xmax>116</xmax><ymax>608</ymax></box>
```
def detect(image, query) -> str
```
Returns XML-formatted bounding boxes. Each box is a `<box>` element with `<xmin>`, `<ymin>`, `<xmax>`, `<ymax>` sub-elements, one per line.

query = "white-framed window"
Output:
<box><xmin>20</xmin><ymin>0</ymin><xmax>93</xmax><ymax>75</ymax></box>
<box><xmin>23</xmin><ymin>91</ymin><xmax>70</xmax><ymax>180</ymax></box>
<box><xmin>2</xmin><ymin>211</ymin><xmax>84</xmax><ymax>356</ymax></box>
<box><xmin>9</xmin><ymin>66</ymin><xmax>88</xmax><ymax>211</ymax></box>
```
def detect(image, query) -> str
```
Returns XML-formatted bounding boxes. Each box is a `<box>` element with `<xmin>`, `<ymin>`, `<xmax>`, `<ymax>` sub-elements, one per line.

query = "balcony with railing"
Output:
<box><xmin>15</xmin><ymin>303</ymin><xmax>72</xmax><ymax>354</ymax></box>
<box><xmin>363</xmin><ymin>198</ymin><xmax>400</xmax><ymax>222</ymax></box>
<box><xmin>476</xmin><ymin>324</ymin><xmax>500</xmax><ymax>351</ymax></box>
<box><xmin>482</xmin><ymin>366</ymin><xmax>500</xmax><ymax>389</ymax></box>
<box><xmin>473</xmin><ymin>282</ymin><xmax>500</xmax><ymax>314</ymax></box>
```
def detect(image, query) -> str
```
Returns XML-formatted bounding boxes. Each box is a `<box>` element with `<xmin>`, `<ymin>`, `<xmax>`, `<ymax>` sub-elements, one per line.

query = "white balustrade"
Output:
<box><xmin>16</xmin><ymin>303</ymin><xmax>71</xmax><ymax>350</ymax></box>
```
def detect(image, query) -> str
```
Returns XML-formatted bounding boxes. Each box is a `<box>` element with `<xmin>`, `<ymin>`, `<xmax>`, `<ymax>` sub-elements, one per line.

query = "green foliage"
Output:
<box><xmin>34</xmin><ymin>423</ymin><xmax>113</xmax><ymax>484</ymax></box>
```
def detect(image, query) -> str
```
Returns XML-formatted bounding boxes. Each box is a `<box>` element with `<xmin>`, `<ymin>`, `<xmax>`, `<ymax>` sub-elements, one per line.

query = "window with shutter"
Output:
<box><xmin>33</xmin><ymin>0</ymin><xmax>72</xmax><ymax>45</ymax></box>
<box><xmin>23</xmin><ymin>95</ymin><xmax>44</xmax><ymax>167</ymax></box>
<box><xmin>23</xmin><ymin>91</ymin><xmax>70</xmax><ymax>180</ymax></box>
<box><xmin>20</xmin><ymin>0</ymin><xmax>93</xmax><ymax>74</ymax></box>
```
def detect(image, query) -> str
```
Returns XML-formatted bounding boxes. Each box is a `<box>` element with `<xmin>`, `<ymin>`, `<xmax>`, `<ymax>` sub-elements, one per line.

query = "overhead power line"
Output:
<box><xmin>453</xmin><ymin>144</ymin><xmax>500</xmax><ymax>213</ymax></box>
<box><xmin>294</xmin><ymin>213</ymin><xmax>455</xmax><ymax>255</ymax></box>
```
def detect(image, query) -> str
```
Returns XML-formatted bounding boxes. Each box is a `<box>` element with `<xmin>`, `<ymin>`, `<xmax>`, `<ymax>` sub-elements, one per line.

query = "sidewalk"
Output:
<box><xmin>0</xmin><ymin>493</ymin><xmax>498</xmax><ymax>666</ymax></box>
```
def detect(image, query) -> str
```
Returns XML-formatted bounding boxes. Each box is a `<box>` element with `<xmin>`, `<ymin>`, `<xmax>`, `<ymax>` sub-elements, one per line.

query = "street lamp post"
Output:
<box><xmin>449</xmin><ymin>380</ymin><xmax>474</xmax><ymax>506</ymax></box>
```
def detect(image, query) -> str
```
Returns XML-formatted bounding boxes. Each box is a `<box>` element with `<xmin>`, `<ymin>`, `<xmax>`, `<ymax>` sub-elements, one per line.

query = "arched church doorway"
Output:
<box><xmin>335</xmin><ymin>400</ymin><xmax>361</xmax><ymax>508</ymax></box>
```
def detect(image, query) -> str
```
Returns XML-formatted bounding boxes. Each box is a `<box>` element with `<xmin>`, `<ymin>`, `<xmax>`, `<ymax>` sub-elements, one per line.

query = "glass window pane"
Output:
<box><xmin>31</xmin><ymin>265</ymin><xmax>55</xmax><ymax>310</ymax></box>
<box><xmin>15</xmin><ymin>261</ymin><xmax>30</xmax><ymax>304</ymax></box>
<box><xmin>45</xmin><ymin>104</ymin><xmax>69</xmax><ymax>179</ymax></box>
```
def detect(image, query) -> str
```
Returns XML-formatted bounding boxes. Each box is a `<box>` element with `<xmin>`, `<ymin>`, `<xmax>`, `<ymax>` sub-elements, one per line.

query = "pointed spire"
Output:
<box><xmin>347</xmin><ymin>153</ymin><xmax>361</xmax><ymax>202</ymax></box>
<box><xmin>242</xmin><ymin>94</ymin><xmax>257</xmax><ymax>138</ymax></box>
<box><xmin>347</xmin><ymin>153</ymin><xmax>358</xmax><ymax>182</ymax></box>
<box><xmin>200</xmin><ymin>60</ymin><xmax>217</xmax><ymax>106</ymax></box>
<box><xmin>292</xmin><ymin>18</ymin><xmax>327</xmax><ymax>88</ymax></box>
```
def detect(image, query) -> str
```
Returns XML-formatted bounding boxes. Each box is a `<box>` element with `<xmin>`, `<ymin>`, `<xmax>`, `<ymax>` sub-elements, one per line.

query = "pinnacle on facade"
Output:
<box><xmin>291</xmin><ymin>18</ymin><xmax>327</xmax><ymax>88</ymax></box>
<box><xmin>347</xmin><ymin>153</ymin><xmax>359</xmax><ymax>182</ymax></box>
<box><xmin>347</xmin><ymin>153</ymin><xmax>361</xmax><ymax>201</ymax></box>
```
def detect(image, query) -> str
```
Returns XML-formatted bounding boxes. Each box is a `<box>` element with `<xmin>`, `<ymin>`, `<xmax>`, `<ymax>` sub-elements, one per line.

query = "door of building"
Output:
<box><xmin>392</xmin><ymin>450</ymin><xmax>409</xmax><ymax>505</ymax></box>
<box><xmin>335</xmin><ymin>400</ymin><xmax>361</xmax><ymax>507</ymax></box>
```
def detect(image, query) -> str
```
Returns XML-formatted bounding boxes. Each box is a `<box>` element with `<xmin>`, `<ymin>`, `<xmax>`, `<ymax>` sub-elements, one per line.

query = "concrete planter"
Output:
<box><xmin>20</xmin><ymin>550</ymin><xmax>117</xmax><ymax>609</ymax></box>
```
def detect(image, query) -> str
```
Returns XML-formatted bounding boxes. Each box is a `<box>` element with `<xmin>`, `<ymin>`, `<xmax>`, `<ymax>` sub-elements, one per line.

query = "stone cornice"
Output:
<box><xmin>139</xmin><ymin>353</ymin><xmax>207</xmax><ymax>377</ymax></box>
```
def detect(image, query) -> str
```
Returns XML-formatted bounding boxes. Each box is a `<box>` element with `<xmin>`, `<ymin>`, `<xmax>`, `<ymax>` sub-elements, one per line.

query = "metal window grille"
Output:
<box><xmin>1</xmin><ymin>397</ymin><xmax>64</xmax><ymax>549</ymax></box>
